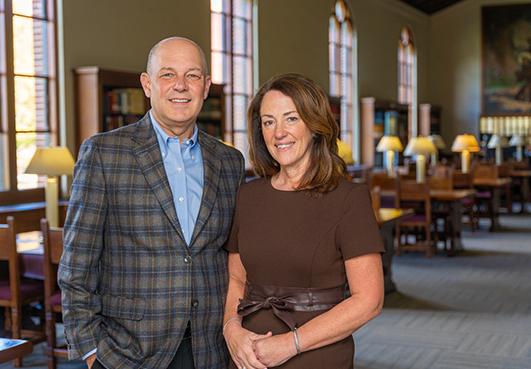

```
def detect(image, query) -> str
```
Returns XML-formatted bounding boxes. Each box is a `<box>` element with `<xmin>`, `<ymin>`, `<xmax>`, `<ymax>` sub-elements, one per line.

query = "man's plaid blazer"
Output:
<box><xmin>58</xmin><ymin>114</ymin><xmax>244</xmax><ymax>369</ymax></box>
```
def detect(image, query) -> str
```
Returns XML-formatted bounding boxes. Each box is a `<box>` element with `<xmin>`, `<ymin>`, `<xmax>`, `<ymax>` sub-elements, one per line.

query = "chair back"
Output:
<box><xmin>429</xmin><ymin>176</ymin><xmax>453</xmax><ymax>191</ymax></box>
<box><xmin>512</xmin><ymin>160</ymin><xmax>529</xmax><ymax>170</ymax></box>
<box><xmin>40</xmin><ymin>219</ymin><xmax>63</xmax><ymax>305</ymax></box>
<box><xmin>473</xmin><ymin>163</ymin><xmax>498</xmax><ymax>180</ymax></box>
<box><xmin>432</xmin><ymin>164</ymin><xmax>454</xmax><ymax>179</ymax></box>
<box><xmin>496</xmin><ymin>162</ymin><xmax>513</xmax><ymax>178</ymax></box>
<box><xmin>398</xmin><ymin>180</ymin><xmax>431</xmax><ymax>222</ymax></box>
<box><xmin>369</xmin><ymin>172</ymin><xmax>399</xmax><ymax>208</ymax></box>
<box><xmin>452</xmin><ymin>170</ymin><xmax>473</xmax><ymax>189</ymax></box>
<box><xmin>370</xmin><ymin>186</ymin><xmax>381</xmax><ymax>215</ymax></box>
<box><xmin>0</xmin><ymin>217</ymin><xmax>21</xmax><ymax>305</ymax></box>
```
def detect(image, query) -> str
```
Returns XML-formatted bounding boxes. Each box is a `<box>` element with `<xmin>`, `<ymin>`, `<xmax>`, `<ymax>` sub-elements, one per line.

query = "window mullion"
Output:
<box><xmin>4</xmin><ymin>0</ymin><xmax>16</xmax><ymax>191</ymax></box>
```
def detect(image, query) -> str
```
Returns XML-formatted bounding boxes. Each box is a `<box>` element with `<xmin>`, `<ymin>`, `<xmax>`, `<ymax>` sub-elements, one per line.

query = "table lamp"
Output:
<box><xmin>403</xmin><ymin>137</ymin><xmax>436</xmax><ymax>183</ymax></box>
<box><xmin>487</xmin><ymin>134</ymin><xmax>508</xmax><ymax>165</ymax></box>
<box><xmin>451</xmin><ymin>134</ymin><xmax>480</xmax><ymax>174</ymax></box>
<box><xmin>337</xmin><ymin>139</ymin><xmax>354</xmax><ymax>165</ymax></box>
<box><xmin>428</xmin><ymin>134</ymin><xmax>446</xmax><ymax>165</ymax></box>
<box><xmin>25</xmin><ymin>147</ymin><xmax>75</xmax><ymax>227</ymax></box>
<box><xmin>376</xmin><ymin>136</ymin><xmax>403</xmax><ymax>177</ymax></box>
<box><xmin>509</xmin><ymin>134</ymin><xmax>524</xmax><ymax>161</ymax></box>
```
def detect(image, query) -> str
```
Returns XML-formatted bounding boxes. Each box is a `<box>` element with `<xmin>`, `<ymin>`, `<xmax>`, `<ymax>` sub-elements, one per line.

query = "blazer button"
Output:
<box><xmin>184</xmin><ymin>256</ymin><xmax>192</xmax><ymax>264</ymax></box>
<box><xmin>192</xmin><ymin>299</ymin><xmax>199</xmax><ymax>308</ymax></box>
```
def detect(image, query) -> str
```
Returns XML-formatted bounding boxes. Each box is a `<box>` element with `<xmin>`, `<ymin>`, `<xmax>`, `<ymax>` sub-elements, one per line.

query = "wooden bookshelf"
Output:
<box><xmin>74</xmin><ymin>67</ymin><xmax>148</xmax><ymax>152</ymax></box>
<box><xmin>360</xmin><ymin>97</ymin><xmax>409</xmax><ymax>167</ymax></box>
<box><xmin>74</xmin><ymin>67</ymin><xmax>226</xmax><ymax>154</ymax></box>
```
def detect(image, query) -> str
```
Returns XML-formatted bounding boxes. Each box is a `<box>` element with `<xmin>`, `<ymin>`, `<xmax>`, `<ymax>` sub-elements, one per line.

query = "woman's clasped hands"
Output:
<box><xmin>224</xmin><ymin>321</ymin><xmax>297</xmax><ymax>368</ymax></box>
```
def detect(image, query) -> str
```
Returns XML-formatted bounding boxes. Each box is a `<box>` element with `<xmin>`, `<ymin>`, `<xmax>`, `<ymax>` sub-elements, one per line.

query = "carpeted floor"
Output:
<box><xmin>2</xmin><ymin>213</ymin><xmax>530</xmax><ymax>369</ymax></box>
<box><xmin>354</xmin><ymin>213</ymin><xmax>531</xmax><ymax>369</ymax></box>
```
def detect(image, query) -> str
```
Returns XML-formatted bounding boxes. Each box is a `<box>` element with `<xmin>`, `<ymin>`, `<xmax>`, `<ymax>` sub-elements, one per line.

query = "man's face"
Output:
<box><xmin>141</xmin><ymin>39</ymin><xmax>211</xmax><ymax>138</ymax></box>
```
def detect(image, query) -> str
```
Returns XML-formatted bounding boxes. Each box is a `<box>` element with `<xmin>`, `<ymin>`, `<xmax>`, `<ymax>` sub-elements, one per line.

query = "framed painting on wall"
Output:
<box><xmin>482</xmin><ymin>4</ymin><xmax>531</xmax><ymax>115</ymax></box>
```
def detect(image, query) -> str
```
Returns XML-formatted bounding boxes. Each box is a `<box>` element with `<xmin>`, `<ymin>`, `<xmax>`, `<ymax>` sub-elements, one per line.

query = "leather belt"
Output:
<box><xmin>237</xmin><ymin>282</ymin><xmax>346</xmax><ymax>330</ymax></box>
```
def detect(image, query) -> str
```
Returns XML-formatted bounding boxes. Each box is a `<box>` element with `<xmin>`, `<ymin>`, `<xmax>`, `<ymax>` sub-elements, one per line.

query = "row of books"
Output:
<box><xmin>480</xmin><ymin>115</ymin><xmax>531</xmax><ymax>136</ymax></box>
<box><xmin>106</xmin><ymin>88</ymin><xmax>146</xmax><ymax>115</ymax></box>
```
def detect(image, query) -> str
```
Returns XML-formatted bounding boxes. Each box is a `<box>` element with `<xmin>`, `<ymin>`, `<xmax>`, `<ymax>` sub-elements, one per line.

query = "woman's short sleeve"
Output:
<box><xmin>336</xmin><ymin>184</ymin><xmax>385</xmax><ymax>260</ymax></box>
<box><xmin>224</xmin><ymin>190</ymin><xmax>240</xmax><ymax>253</ymax></box>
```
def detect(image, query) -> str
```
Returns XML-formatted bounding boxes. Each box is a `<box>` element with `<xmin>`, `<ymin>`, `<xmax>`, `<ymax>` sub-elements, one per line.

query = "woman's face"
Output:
<box><xmin>259</xmin><ymin>90</ymin><xmax>313</xmax><ymax>173</ymax></box>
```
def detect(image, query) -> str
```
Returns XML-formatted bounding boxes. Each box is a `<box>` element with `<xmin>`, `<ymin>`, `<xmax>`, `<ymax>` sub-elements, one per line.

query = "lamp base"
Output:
<box><xmin>45</xmin><ymin>177</ymin><xmax>59</xmax><ymax>227</ymax></box>
<box><xmin>416</xmin><ymin>155</ymin><xmax>426</xmax><ymax>183</ymax></box>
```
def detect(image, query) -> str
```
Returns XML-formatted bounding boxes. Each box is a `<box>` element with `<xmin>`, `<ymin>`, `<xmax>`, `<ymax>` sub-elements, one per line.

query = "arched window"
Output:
<box><xmin>329</xmin><ymin>0</ymin><xmax>357</xmax><ymax>159</ymax></box>
<box><xmin>0</xmin><ymin>0</ymin><xmax>58</xmax><ymax>193</ymax></box>
<box><xmin>210</xmin><ymin>0</ymin><xmax>254</xmax><ymax>160</ymax></box>
<box><xmin>398</xmin><ymin>26</ymin><xmax>417</xmax><ymax>137</ymax></box>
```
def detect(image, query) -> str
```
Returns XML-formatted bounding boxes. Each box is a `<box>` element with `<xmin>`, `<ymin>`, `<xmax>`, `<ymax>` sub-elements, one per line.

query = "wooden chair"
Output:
<box><xmin>370</xmin><ymin>186</ymin><xmax>381</xmax><ymax>217</ymax></box>
<box><xmin>396</xmin><ymin>180</ymin><xmax>434</xmax><ymax>258</ymax></box>
<box><xmin>473</xmin><ymin>163</ymin><xmax>498</xmax><ymax>180</ymax></box>
<box><xmin>497</xmin><ymin>162</ymin><xmax>514</xmax><ymax>214</ymax></box>
<box><xmin>41</xmin><ymin>219</ymin><xmax>67</xmax><ymax>369</ymax></box>
<box><xmin>453</xmin><ymin>171</ymin><xmax>479</xmax><ymax>231</ymax></box>
<box><xmin>428</xmin><ymin>177</ymin><xmax>453</xmax><ymax>251</ymax></box>
<box><xmin>431</xmin><ymin>164</ymin><xmax>454</xmax><ymax>179</ymax></box>
<box><xmin>472</xmin><ymin>164</ymin><xmax>500</xmax><ymax>222</ymax></box>
<box><xmin>368</xmin><ymin>172</ymin><xmax>399</xmax><ymax>208</ymax></box>
<box><xmin>0</xmin><ymin>217</ymin><xmax>45</xmax><ymax>366</ymax></box>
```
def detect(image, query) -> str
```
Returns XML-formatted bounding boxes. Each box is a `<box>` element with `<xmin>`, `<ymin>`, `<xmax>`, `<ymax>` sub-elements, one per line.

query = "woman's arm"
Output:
<box><xmin>253</xmin><ymin>253</ymin><xmax>384</xmax><ymax>367</ymax></box>
<box><xmin>223</xmin><ymin>253</ymin><xmax>271</xmax><ymax>369</ymax></box>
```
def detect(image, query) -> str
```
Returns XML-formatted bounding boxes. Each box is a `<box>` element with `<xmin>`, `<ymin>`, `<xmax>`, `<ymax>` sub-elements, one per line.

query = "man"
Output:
<box><xmin>59</xmin><ymin>37</ymin><xmax>244</xmax><ymax>369</ymax></box>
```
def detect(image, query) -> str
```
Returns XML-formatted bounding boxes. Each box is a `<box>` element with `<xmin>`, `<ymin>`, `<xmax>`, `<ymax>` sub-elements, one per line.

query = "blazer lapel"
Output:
<box><xmin>189</xmin><ymin>132</ymin><xmax>221</xmax><ymax>247</ymax></box>
<box><xmin>131</xmin><ymin>115</ymin><xmax>186</xmax><ymax>243</ymax></box>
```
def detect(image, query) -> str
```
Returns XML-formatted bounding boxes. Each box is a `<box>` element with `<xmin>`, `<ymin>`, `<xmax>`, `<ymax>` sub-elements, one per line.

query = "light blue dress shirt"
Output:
<box><xmin>150</xmin><ymin>111</ymin><xmax>204</xmax><ymax>245</ymax></box>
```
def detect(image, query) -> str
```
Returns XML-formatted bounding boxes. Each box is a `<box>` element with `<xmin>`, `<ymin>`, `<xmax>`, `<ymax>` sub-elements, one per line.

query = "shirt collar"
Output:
<box><xmin>149</xmin><ymin>110</ymin><xmax>200</xmax><ymax>149</ymax></box>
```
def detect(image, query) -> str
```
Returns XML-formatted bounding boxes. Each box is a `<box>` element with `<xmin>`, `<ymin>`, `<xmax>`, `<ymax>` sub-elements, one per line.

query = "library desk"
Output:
<box><xmin>0</xmin><ymin>338</ymin><xmax>32</xmax><ymax>363</ymax></box>
<box><xmin>473</xmin><ymin>178</ymin><xmax>511</xmax><ymax>231</ymax></box>
<box><xmin>430</xmin><ymin>189</ymin><xmax>475</xmax><ymax>256</ymax></box>
<box><xmin>376</xmin><ymin>208</ymin><xmax>414</xmax><ymax>294</ymax></box>
<box><xmin>0</xmin><ymin>201</ymin><xmax>67</xmax><ymax>233</ymax></box>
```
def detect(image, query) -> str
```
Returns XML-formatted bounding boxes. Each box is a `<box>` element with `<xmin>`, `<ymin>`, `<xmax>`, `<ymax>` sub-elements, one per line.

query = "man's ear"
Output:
<box><xmin>203</xmin><ymin>75</ymin><xmax>212</xmax><ymax>100</ymax></box>
<box><xmin>140</xmin><ymin>72</ymin><xmax>152</xmax><ymax>98</ymax></box>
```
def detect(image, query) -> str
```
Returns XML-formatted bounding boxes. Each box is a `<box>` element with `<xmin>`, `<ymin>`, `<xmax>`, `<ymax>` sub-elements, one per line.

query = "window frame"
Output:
<box><xmin>329</xmin><ymin>0</ymin><xmax>355</xmax><ymax>149</ymax></box>
<box><xmin>398</xmin><ymin>26</ymin><xmax>417</xmax><ymax>137</ymax></box>
<box><xmin>0</xmin><ymin>0</ymin><xmax>59</xmax><ymax>204</ymax></box>
<box><xmin>210</xmin><ymin>0</ymin><xmax>254</xmax><ymax>161</ymax></box>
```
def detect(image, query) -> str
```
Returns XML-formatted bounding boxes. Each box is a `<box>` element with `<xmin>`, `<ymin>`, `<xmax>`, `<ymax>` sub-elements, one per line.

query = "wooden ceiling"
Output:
<box><xmin>397</xmin><ymin>0</ymin><xmax>465</xmax><ymax>15</ymax></box>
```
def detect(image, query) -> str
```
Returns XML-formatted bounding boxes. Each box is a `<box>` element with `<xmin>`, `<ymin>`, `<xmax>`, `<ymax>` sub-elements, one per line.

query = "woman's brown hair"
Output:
<box><xmin>247</xmin><ymin>73</ymin><xmax>346</xmax><ymax>193</ymax></box>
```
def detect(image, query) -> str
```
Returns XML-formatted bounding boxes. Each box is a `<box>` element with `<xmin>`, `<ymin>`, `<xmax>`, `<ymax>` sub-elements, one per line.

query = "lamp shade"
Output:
<box><xmin>376</xmin><ymin>136</ymin><xmax>403</xmax><ymax>152</ymax></box>
<box><xmin>509</xmin><ymin>134</ymin><xmax>524</xmax><ymax>146</ymax></box>
<box><xmin>403</xmin><ymin>137</ymin><xmax>436</xmax><ymax>156</ymax></box>
<box><xmin>487</xmin><ymin>134</ymin><xmax>509</xmax><ymax>149</ymax></box>
<box><xmin>428</xmin><ymin>134</ymin><xmax>446</xmax><ymax>149</ymax></box>
<box><xmin>337</xmin><ymin>139</ymin><xmax>354</xmax><ymax>165</ymax></box>
<box><xmin>451</xmin><ymin>134</ymin><xmax>480</xmax><ymax>153</ymax></box>
<box><xmin>25</xmin><ymin>147</ymin><xmax>75</xmax><ymax>176</ymax></box>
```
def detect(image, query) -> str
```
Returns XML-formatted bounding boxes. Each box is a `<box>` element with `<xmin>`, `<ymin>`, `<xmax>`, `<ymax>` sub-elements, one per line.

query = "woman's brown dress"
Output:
<box><xmin>226</xmin><ymin>178</ymin><xmax>384</xmax><ymax>369</ymax></box>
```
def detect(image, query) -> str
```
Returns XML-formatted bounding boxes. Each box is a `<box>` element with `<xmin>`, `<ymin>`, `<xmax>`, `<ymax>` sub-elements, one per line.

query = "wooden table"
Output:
<box><xmin>510</xmin><ymin>170</ymin><xmax>531</xmax><ymax>213</ymax></box>
<box><xmin>377</xmin><ymin>208</ymin><xmax>414</xmax><ymax>294</ymax></box>
<box><xmin>473</xmin><ymin>178</ymin><xmax>511</xmax><ymax>231</ymax></box>
<box><xmin>0</xmin><ymin>201</ymin><xmax>67</xmax><ymax>233</ymax></box>
<box><xmin>0</xmin><ymin>338</ymin><xmax>32</xmax><ymax>363</ymax></box>
<box><xmin>430</xmin><ymin>189</ymin><xmax>475</xmax><ymax>256</ymax></box>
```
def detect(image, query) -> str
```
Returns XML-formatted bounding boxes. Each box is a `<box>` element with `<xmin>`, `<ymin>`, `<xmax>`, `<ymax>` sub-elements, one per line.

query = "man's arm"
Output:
<box><xmin>58</xmin><ymin>138</ymin><xmax>108</xmax><ymax>359</ymax></box>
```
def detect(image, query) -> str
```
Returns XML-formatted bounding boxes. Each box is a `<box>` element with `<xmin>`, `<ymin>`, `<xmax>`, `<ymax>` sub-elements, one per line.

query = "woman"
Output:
<box><xmin>223</xmin><ymin>73</ymin><xmax>384</xmax><ymax>369</ymax></box>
